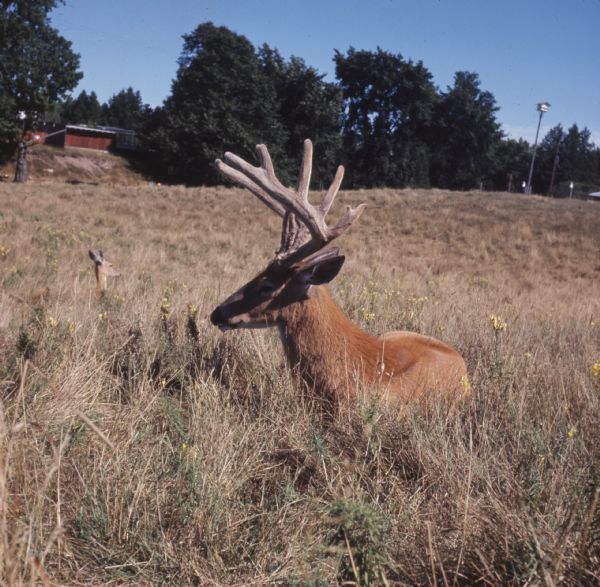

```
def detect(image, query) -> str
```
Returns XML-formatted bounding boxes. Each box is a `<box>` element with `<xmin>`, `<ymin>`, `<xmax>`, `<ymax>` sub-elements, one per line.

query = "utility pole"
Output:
<box><xmin>525</xmin><ymin>102</ymin><xmax>551</xmax><ymax>195</ymax></box>
<box><xmin>14</xmin><ymin>112</ymin><xmax>29</xmax><ymax>183</ymax></box>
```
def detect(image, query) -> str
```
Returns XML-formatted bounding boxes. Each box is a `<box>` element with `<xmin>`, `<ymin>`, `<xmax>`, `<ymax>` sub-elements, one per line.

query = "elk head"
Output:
<box><xmin>210</xmin><ymin>139</ymin><xmax>367</xmax><ymax>331</ymax></box>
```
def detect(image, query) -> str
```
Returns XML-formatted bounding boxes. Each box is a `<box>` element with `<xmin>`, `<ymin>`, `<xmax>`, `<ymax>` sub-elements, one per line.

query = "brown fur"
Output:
<box><xmin>89</xmin><ymin>250</ymin><xmax>120</xmax><ymax>298</ymax></box>
<box><xmin>278</xmin><ymin>285</ymin><xmax>467</xmax><ymax>405</ymax></box>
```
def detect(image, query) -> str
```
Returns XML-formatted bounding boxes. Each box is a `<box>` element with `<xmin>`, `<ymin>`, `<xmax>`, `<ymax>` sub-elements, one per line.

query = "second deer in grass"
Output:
<box><xmin>89</xmin><ymin>250</ymin><xmax>120</xmax><ymax>298</ymax></box>
<box><xmin>210</xmin><ymin>140</ymin><xmax>467</xmax><ymax>406</ymax></box>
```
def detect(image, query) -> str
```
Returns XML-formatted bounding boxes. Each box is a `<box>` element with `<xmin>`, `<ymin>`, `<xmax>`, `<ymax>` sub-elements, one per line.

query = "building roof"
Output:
<box><xmin>65</xmin><ymin>124</ymin><xmax>136</xmax><ymax>135</ymax></box>
<box><xmin>66</xmin><ymin>125</ymin><xmax>116</xmax><ymax>135</ymax></box>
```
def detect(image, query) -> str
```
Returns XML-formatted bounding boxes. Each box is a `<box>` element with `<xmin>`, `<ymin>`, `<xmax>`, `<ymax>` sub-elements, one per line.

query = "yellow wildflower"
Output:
<box><xmin>460</xmin><ymin>375</ymin><xmax>471</xmax><ymax>394</ymax></box>
<box><xmin>489</xmin><ymin>314</ymin><xmax>507</xmax><ymax>332</ymax></box>
<box><xmin>591</xmin><ymin>358</ymin><xmax>600</xmax><ymax>379</ymax></box>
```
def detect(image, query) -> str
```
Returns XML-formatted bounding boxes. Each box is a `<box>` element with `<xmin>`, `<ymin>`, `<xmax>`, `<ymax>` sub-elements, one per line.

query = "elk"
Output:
<box><xmin>88</xmin><ymin>250</ymin><xmax>120</xmax><ymax>298</ymax></box>
<box><xmin>210</xmin><ymin>140</ymin><xmax>467</xmax><ymax>406</ymax></box>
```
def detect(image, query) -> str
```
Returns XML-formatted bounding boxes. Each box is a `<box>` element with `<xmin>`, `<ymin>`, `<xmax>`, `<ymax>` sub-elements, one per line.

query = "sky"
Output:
<box><xmin>50</xmin><ymin>0</ymin><xmax>600</xmax><ymax>145</ymax></box>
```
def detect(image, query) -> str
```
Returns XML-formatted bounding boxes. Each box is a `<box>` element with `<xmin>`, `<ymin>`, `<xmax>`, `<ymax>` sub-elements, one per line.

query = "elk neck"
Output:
<box><xmin>277</xmin><ymin>285</ymin><xmax>382</xmax><ymax>399</ymax></box>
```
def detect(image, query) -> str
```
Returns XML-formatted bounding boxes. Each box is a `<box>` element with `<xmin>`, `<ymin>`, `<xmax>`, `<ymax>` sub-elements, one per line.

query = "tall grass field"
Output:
<box><xmin>0</xmin><ymin>182</ymin><xmax>599</xmax><ymax>585</ymax></box>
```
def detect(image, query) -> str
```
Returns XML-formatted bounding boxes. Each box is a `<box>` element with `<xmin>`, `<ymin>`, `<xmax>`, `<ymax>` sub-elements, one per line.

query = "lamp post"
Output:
<box><xmin>525</xmin><ymin>101</ymin><xmax>550</xmax><ymax>195</ymax></box>
<box><xmin>14</xmin><ymin>111</ymin><xmax>28</xmax><ymax>183</ymax></box>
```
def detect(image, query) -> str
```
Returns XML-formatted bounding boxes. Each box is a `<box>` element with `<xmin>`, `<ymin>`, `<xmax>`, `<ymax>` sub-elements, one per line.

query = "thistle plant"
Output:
<box><xmin>489</xmin><ymin>314</ymin><xmax>507</xmax><ymax>378</ymax></box>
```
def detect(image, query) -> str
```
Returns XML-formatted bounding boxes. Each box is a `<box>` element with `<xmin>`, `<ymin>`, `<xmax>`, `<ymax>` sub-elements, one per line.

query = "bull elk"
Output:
<box><xmin>210</xmin><ymin>140</ymin><xmax>467</xmax><ymax>406</ymax></box>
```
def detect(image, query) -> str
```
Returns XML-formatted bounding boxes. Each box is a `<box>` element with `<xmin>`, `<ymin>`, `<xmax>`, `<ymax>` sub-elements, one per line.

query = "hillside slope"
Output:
<box><xmin>0</xmin><ymin>184</ymin><xmax>598</xmax><ymax>585</ymax></box>
<box><xmin>0</xmin><ymin>143</ymin><xmax>147</xmax><ymax>184</ymax></box>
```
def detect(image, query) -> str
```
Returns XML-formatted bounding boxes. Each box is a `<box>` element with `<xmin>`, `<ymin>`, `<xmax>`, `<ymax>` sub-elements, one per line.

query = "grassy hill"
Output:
<box><xmin>0</xmin><ymin>183</ymin><xmax>598</xmax><ymax>585</ymax></box>
<box><xmin>0</xmin><ymin>144</ymin><xmax>147</xmax><ymax>185</ymax></box>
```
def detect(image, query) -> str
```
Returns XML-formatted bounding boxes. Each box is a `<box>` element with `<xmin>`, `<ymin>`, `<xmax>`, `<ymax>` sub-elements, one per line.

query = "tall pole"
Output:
<box><xmin>525</xmin><ymin>102</ymin><xmax>550</xmax><ymax>195</ymax></box>
<box><xmin>14</xmin><ymin>111</ymin><xmax>28</xmax><ymax>183</ymax></box>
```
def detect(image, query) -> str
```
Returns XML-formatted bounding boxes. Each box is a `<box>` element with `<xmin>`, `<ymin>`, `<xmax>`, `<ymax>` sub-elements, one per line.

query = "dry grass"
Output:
<box><xmin>0</xmin><ymin>145</ymin><xmax>146</xmax><ymax>185</ymax></box>
<box><xmin>0</xmin><ymin>181</ymin><xmax>599</xmax><ymax>585</ymax></box>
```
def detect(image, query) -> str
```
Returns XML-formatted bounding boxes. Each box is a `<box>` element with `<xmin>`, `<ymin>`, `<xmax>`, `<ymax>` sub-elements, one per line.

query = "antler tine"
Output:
<box><xmin>216</xmin><ymin>155</ymin><xmax>286</xmax><ymax>218</ymax></box>
<box><xmin>296</xmin><ymin>139</ymin><xmax>313</xmax><ymax>206</ymax></box>
<box><xmin>215</xmin><ymin>139</ymin><xmax>367</xmax><ymax>263</ymax></box>
<box><xmin>320</xmin><ymin>164</ymin><xmax>344</xmax><ymax>217</ymax></box>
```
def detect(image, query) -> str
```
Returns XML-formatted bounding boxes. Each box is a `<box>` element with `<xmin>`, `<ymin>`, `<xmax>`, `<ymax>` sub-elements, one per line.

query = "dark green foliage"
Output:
<box><xmin>141</xmin><ymin>24</ymin><xmax>343</xmax><ymax>186</ymax></box>
<box><xmin>136</xmin><ymin>23</ymin><xmax>599</xmax><ymax>191</ymax></box>
<box><xmin>335</xmin><ymin>47</ymin><xmax>437</xmax><ymax>188</ymax></box>
<box><xmin>143</xmin><ymin>22</ymin><xmax>285</xmax><ymax>185</ymax></box>
<box><xmin>102</xmin><ymin>87</ymin><xmax>151</xmax><ymax>131</ymax></box>
<box><xmin>327</xmin><ymin>499</ymin><xmax>390</xmax><ymax>585</ymax></box>
<box><xmin>259</xmin><ymin>45</ymin><xmax>343</xmax><ymax>187</ymax></box>
<box><xmin>533</xmin><ymin>123</ymin><xmax>600</xmax><ymax>196</ymax></box>
<box><xmin>0</xmin><ymin>0</ymin><xmax>82</xmax><ymax>149</ymax></box>
<box><xmin>61</xmin><ymin>90</ymin><xmax>103</xmax><ymax>126</ymax></box>
<box><xmin>429</xmin><ymin>71</ymin><xmax>502</xmax><ymax>189</ymax></box>
<box><xmin>488</xmin><ymin>137</ymin><xmax>531</xmax><ymax>192</ymax></box>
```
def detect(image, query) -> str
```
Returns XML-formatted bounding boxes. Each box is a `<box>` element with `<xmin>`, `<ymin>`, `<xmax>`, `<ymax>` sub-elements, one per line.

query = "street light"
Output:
<box><xmin>17</xmin><ymin>111</ymin><xmax>26</xmax><ymax>138</ymax></box>
<box><xmin>525</xmin><ymin>101</ymin><xmax>551</xmax><ymax>195</ymax></box>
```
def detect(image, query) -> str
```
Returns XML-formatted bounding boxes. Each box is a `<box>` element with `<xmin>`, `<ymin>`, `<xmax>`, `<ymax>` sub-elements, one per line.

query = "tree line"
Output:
<box><xmin>1</xmin><ymin>4</ymin><xmax>599</xmax><ymax>194</ymax></box>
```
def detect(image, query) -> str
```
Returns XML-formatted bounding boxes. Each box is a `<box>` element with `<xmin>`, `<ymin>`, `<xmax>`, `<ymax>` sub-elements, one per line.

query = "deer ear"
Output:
<box><xmin>89</xmin><ymin>250</ymin><xmax>99</xmax><ymax>263</ymax></box>
<box><xmin>294</xmin><ymin>253</ymin><xmax>345</xmax><ymax>285</ymax></box>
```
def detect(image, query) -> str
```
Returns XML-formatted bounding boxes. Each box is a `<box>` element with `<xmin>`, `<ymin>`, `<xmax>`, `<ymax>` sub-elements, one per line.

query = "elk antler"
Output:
<box><xmin>215</xmin><ymin>139</ymin><xmax>367</xmax><ymax>263</ymax></box>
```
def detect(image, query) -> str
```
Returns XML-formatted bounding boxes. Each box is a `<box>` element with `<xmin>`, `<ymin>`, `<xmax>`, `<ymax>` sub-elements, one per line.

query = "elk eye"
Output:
<box><xmin>258</xmin><ymin>281</ymin><xmax>275</xmax><ymax>295</ymax></box>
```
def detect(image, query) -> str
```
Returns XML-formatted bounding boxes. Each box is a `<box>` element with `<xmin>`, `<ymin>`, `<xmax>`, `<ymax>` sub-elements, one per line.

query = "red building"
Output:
<box><xmin>44</xmin><ymin>125</ymin><xmax>138</xmax><ymax>151</ymax></box>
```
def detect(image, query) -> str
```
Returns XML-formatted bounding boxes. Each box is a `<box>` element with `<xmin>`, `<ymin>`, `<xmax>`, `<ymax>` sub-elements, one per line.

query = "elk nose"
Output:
<box><xmin>210</xmin><ymin>306</ymin><xmax>225</xmax><ymax>326</ymax></box>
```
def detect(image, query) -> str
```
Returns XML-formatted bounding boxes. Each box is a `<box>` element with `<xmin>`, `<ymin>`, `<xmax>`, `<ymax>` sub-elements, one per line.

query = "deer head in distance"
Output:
<box><xmin>210</xmin><ymin>140</ymin><xmax>467</xmax><ymax>406</ymax></box>
<box><xmin>89</xmin><ymin>250</ymin><xmax>120</xmax><ymax>298</ymax></box>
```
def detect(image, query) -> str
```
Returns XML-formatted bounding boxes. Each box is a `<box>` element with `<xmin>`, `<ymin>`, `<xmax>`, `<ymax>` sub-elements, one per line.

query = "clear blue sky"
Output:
<box><xmin>51</xmin><ymin>0</ymin><xmax>600</xmax><ymax>145</ymax></box>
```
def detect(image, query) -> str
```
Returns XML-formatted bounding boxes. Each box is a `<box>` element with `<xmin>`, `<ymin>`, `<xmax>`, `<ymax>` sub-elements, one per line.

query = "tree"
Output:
<box><xmin>144</xmin><ymin>22</ymin><xmax>285</xmax><ymax>185</ymax></box>
<box><xmin>487</xmin><ymin>137</ymin><xmax>531</xmax><ymax>192</ymax></box>
<box><xmin>533</xmin><ymin>124</ymin><xmax>599</xmax><ymax>196</ymax></box>
<box><xmin>62</xmin><ymin>90</ymin><xmax>102</xmax><ymax>126</ymax></box>
<box><xmin>334</xmin><ymin>47</ymin><xmax>437</xmax><ymax>188</ymax></box>
<box><xmin>532</xmin><ymin>124</ymin><xmax>564</xmax><ymax>195</ymax></box>
<box><xmin>102</xmin><ymin>87</ymin><xmax>150</xmax><ymax>130</ymax></box>
<box><xmin>557</xmin><ymin>125</ymin><xmax>597</xmax><ymax>187</ymax></box>
<box><xmin>258</xmin><ymin>45</ymin><xmax>342</xmax><ymax>187</ymax></box>
<box><xmin>0</xmin><ymin>0</ymin><xmax>82</xmax><ymax>178</ymax></box>
<box><xmin>429</xmin><ymin>72</ymin><xmax>502</xmax><ymax>190</ymax></box>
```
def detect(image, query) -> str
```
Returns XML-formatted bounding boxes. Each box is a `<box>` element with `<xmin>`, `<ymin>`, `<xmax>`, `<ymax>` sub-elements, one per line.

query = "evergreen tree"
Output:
<box><xmin>429</xmin><ymin>72</ymin><xmax>501</xmax><ymax>190</ymax></box>
<box><xmin>488</xmin><ymin>137</ymin><xmax>531</xmax><ymax>192</ymax></box>
<box><xmin>62</xmin><ymin>90</ymin><xmax>102</xmax><ymax>126</ymax></box>
<box><xmin>102</xmin><ymin>87</ymin><xmax>150</xmax><ymax>130</ymax></box>
<box><xmin>532</xmin><ymin>123</ymin><xmax>600</xmax><ymax>196</ymax></box>
<box><xmin>334</xmin><ymin>47</ymin><xmax>437</xmax><ymax>188</ymax></box>
<box><xmin>559</xmin><ymin>125</ymin><xmax>596</xmax><ymax>187</ymax></box>
<box><xmin>532</xmin><ymin>124</ymin><xmax>564</xmax><ymax>195</ymax></box>
<box><xmin>144</xmin><ymin>22</ymin><xmax>285</xmax><ymax>185</ymax></box>
<box><xmin>258</xmin><ymin>45</ymin><xmax>342</xmax><ymax>187</ymax></box>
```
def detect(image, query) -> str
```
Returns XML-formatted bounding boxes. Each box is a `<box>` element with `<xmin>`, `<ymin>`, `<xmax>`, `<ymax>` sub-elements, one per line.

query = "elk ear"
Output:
<box><xmin>294</xmin><ymin>251</ymin><xmax>345</xmax><ymax>285</ymax></box>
